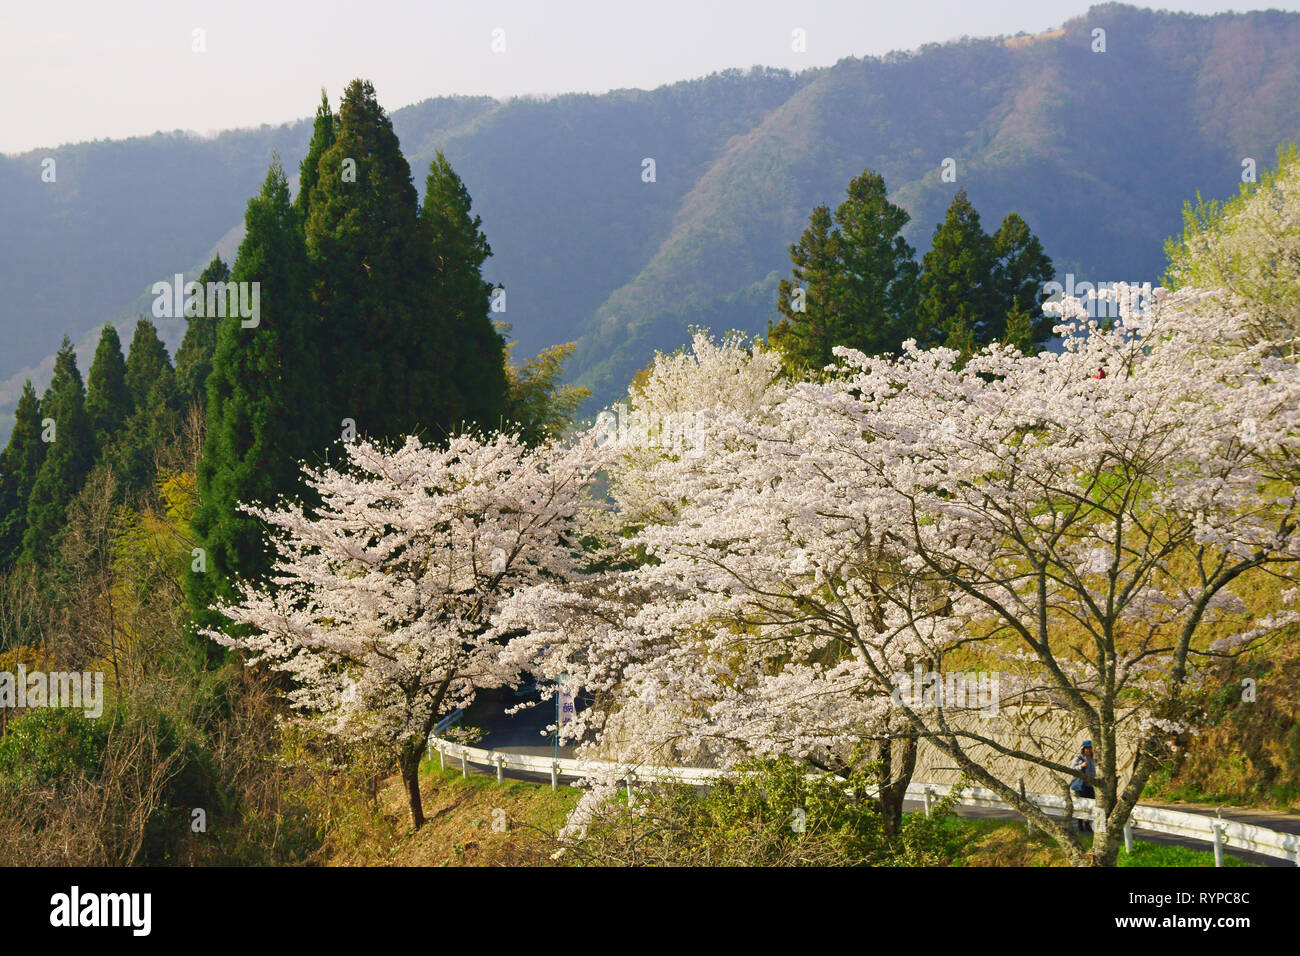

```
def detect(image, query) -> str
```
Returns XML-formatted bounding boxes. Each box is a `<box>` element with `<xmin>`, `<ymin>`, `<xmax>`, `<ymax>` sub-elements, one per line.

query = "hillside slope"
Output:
<box><xmin>2</xmin><ymin>3</ymin><xmax>1298</xmax><ymax>435</ymax></box>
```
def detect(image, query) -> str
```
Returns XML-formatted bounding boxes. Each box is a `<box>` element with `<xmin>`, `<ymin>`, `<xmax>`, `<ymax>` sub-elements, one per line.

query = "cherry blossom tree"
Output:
<box><xmin>751</xmin><ymin>285</ymin><xmax>1300</xmax><ymax>864</ymax></box>
<box><xmin>508</xmin><ymin>290</ymin><xmax>1300</xmax><ymax>865</ymax></box>
<box><xmin>498</xmin><ymin>332</ymin><xmax>926</xmax><ymax>836</ymax></box>
<box><xmin>205</xmin><ymin>430</ymin><xmax>608</xmax><ymax>828</ymax></box>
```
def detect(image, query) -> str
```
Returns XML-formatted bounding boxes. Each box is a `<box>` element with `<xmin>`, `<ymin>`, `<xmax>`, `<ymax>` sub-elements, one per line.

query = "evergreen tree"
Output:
<box><xmin>917</xmin><ymin>190</ymin><xmax>997</xmax><ymax>356</ymax></box>
<box><xmin>771</xmin><ymin>170</ymin><xmax>919</xmax><ymax>375</ymax></box>
<box><xmin>174</xmin><ymin>254</ymin><xmax>231</xmax><ymax>412</ymax></box>
<box><xmin>21</xmin><ymin>338</ymin><xmax>95</xmax><ymax>565</ymax></box>
<box><xmin>84</xmin><ymin>322</ymin><xmax>132</xmax><ymax>450</ymax></box>
<box><xmin>771</xmin><ymin>205</ymin><xmax>843</xmax><ymax>375</ymax></box>
<box><xmin>187</xmin><ymin>157</ymin><xmax>311</xmax><ymax>635</ymax></box>
<box><xmin>305</xmin><ymin>78</ymin><xmax>448</xmax><ymax>441</ymax></box>
<box><xmin>991</xmin><ymin>212</ymin><xmax>1054</xmax><ymax>345</ymax></box>
<box><xmin>113</xmin><ymin>317</ymin><xmax>180</xmax><ymax>494</ymax></box>
<box><xmin>832</xmin><ymin>170</ymin><xmax>920</xmax><ymax>355</ymax></box>
<box><xmin>0</xmin><ymin>381</ymin><xmax>48</xmax><ymax>568</ymax></box>
<box><xmin>420</xmin><ymin>150</ymin><xmax>508</xmax><ymax>429</ymax></box>
<box><xmin>124</xmin><ymin>316</ymin><xmax>173</xmax><ymax>409</ymax></box>
<box><xmin>294</xmin><ymin>89</ymin><xmax>337</xmax><ymax>226</ymax></box>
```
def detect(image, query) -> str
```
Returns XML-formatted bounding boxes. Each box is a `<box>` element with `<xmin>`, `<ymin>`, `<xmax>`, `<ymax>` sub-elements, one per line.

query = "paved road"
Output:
<box><xmin>446</xmin><ymin>692</ymin><xmax>1296</xmax><ymax>867</ymax></box>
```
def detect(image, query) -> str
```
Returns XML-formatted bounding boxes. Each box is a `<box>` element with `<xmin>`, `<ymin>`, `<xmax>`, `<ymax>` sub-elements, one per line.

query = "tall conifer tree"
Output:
<box><xmin>305</xmin><ymin>78</ymin><xmax>450</xmax><ymax>440</ymax></box>
<box><xmin>113</xmin><ymin>317</ymin><xmax>179</xmax><ymax>494</ymax></box>
<box><xmin>84</xmin><ymin>322</ymin><xmax>132</xmax><ymax>450</ymax></box>
<box><xmin>21</xmin><ymin>339</ymin><xmax>94</xmax><ymax>565</ymax></box>
<box><xmin>175</xmin><ymin>254</ymin><xmax>232</xmax><ymax>412</ymax></box>
<box><xmin>420</xmin><ymin>151</ymin><xmax>507</xmax><ymax>429</ymax></box>
<box><xmin>771</xmin><ymin>170</ymin><xmax>919</xmax><ymax>374</ymax></box>
<box><xmin>0</xmin><ymin>381</ymin><xmax>47</xmax><ymax>568</ymax></box>
<box><xmin>917</xmin><ymin>190</ymin><xmax>996</xmax><ymax>356</ymax></box>
<box><xmin>991</xmin><ymin>212</ymin><xmax>1054</xmax><ymax>345</ymax></box>
<box><xmin>187</xmin><ymin>158</ymin><xmax>311</xmax><ymax>634</ymax></box>
<box><xmin>771</xmin><ymin>204</ymin><xmax>843</xmax><ymax>375</ymax></box>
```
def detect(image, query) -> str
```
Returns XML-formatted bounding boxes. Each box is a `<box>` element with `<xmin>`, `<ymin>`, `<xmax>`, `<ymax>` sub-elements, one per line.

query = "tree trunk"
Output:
<box><xmin>398</xmin><ymin>744</ymin><xmax>425</xmax><ymax>830</ymax></box>
<box><xmin>876</xmin><ymin>735</ymin><xmax>918</xmax><ymax>839</ymax></box>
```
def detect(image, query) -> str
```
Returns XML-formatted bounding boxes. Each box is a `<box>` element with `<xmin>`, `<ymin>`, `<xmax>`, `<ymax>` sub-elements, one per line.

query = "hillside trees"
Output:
<box><xmin>84</xmin><ymin>323</ymin><xmax>132</xmax><ymax>450</ymax></box>
<box><xmin>772</xmin><ymin>171</ymin><xmax>919</xmax><ymax>374</ymax></box>
<box><xmin>420</xmin><ymin>150</ymin><xmax>509</xmax><ymax>429</ymax></box>
<box><xmin>774</xmin><ymin>177</ymin><xmax>1054</xmax><ymax>373</ymax></box>
<box><xmin>174</xmin><ymin>254</ymin><xmax>232</xmax><ymax>412</ymax></box>
<box><xmin>187</xmin><ymin>158</ymin><xmax>312</xmax><ymax>636</ymax></box>
<box><xmin>1165</xmin><ymin>143</ymin><xmax>1300</xmax><ymax>356</ymax></box>
<box><xmin>0</xmin><ymin>382</ymin><xmax>47</xmax><ymax>569</ymax></box>
<box><xmin>305</xmin><ymin>79</ymin><xmax>451</xmax><ymax>441</ymax></box>
<box><xmin>21</xmin><ymin>339</ymin><xmax>95</xmax><ymax>566</ymax></box>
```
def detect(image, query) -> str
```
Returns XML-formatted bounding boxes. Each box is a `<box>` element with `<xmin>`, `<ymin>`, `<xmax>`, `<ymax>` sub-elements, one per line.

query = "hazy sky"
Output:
<box><xmin>3</xmin><ymin>0</ymin><xmax>1296</xmax><ymax>154</ymax></box>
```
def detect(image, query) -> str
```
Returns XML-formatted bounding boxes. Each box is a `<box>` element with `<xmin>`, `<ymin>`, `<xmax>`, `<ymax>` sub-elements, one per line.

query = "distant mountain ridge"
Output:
<box><xmin>2</xmin><ymin>3</ymin><xmax>1298</xmax><ymax>440</ymax></box>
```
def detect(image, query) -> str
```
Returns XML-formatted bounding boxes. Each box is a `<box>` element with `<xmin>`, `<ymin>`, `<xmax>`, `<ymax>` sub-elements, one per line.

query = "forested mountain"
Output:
<box><xmin>3</xmin><ymin>2</ymin><xmax>1299</xmax><ymax>436</ymax></box>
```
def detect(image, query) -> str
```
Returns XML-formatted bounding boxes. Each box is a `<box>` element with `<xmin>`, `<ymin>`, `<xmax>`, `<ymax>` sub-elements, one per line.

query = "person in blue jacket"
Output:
<box><xmin>1071</xmin><ymin>740</ymin><xmax>1096</xmax><ymax>833</ymax></box>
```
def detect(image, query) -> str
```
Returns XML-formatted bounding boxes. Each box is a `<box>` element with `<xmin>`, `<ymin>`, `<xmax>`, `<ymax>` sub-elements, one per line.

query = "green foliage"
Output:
<box><xmin>771</xmin><ymin>171</ymin><xmax>920</xmax><ymax>375</ymax></box>
<box><xmin>21</xmin><ymin>339</ymin><xmax>95</xmax><ymax>566</ymax></box>
<box><xmin>307</xmin><ymin>79</ymin><xmax>446</xmax><ymax>442</ymax></box>
<box><xmin>294</xmin><ymin>89</ymin><xmax>337</xmax><ymax>227</ymax></box>
<box><xmin>1164</xmin><ymin>143</ymin><xmax>1300</xmax><ymax>355</ymax></box>
<box><xmin>917</xmin><ymin>192</ymin><xmax>1053</xmax><ymax>358</ymax></box>
<box><xmin>0</xmin><ymin>381</ymin><xmax>46</xmax><ymax>569</ymax></box>
<box><xmin>188</xmin><ymin>158</ymin><xmax>312</xmax><ymax>638</ymax></box>
<box><xmin>84</xmin><ymin>323</ymin><xmax>132</xmax><ymax>449</ymax></box>
<box><xmin>174</xmin><ymin>254</ymin><xmax>232</xmax><ymax>412</ymax></box>
<box><xmin>0</xmin><ymin>707</ymin><xmax>108</xmax><ymax>789</ymax></box>
<box><xmin>991</xmin><ymin>211</ymin><xmax>1055</xmax><ymax>344</ymax></box>
<box><xmin>123</xmin><ymin>316</ymin><xmax>173</xmax><ymax>410</ymax></box>
<box><xmin>567</xmin><ymin>756</ymin><xmax>963</xmax><ymax>866</ymax></box>
<box><xmin>420</xmin><ymin>150</ymin><xmax>509</xmax><ymax>430</ymax></box>
<box><xmin>917</xmin><ymin>189</ymin><xmax>997</xmax><ymax>354</ymax></box>
<box><xmin>107</xmin><ymin>317</ymin><xmax>182</xmax><ymax>498</ymax></box>
<box><xmin>504</xmin><ymin>341</ymin><xmax>590</xmax><ymax>444</ymax></box>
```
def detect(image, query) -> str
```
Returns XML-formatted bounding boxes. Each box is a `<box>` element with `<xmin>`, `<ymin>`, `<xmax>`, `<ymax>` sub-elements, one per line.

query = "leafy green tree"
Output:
<box><xmin>187</xmin><ymin>158</ymin><xmax>312</xmax><ymax>636</ymax></box>
<box><xmin>174</xmin><ymin>255</ymin><xmax>232</xmax><ymax>412</ymax></box>
<box><xmin>420</xmin><ymin>150</ymin><xmax>508</xmax><ymax>429</ymax></box>
<box><xmin>21</xmin><ymin>338</ymin><xmax>95</xmax><ymax>565</ymax></box>
<box><xmin>917</xmin><ymin>190</ymin><xmax>997</xmax><ymax>356</ymax></box>
<box><xmin>504</xmin><ymin>340</ymin><xmax>589</xmax><ymax>445</ymax></box>
<box><xmin>0</xmin><ymin>382</ymin><xmax>47</xmax><ymax>568</ymax></box>
<box><xmin>1165</xmin><ymin>142</ymin><xmax>1300</xmax><ymax>356</ymax></box>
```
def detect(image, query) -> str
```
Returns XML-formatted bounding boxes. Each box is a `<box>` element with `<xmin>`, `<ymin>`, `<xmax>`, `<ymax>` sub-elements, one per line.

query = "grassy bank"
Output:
<box><xmin>318</xmin><ymin>764</ymin><xmax>1253</xmax><ymax>867</ymax></box>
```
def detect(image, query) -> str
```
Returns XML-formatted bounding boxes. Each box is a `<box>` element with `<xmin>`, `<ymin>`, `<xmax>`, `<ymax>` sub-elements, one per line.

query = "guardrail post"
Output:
<box><xmin>438</xmin><ymin>746</ymin><xmax>444</xmax><ymax>771</ymax></box>
<box><xmin>1123</xmin><ymin>819</ymin><xmax>1132</xmax><ymax>855</ymax></box>
<box><xmin>1211</xmin><ymin>820</ymin><xmax>1224</xmax><ymax>868</ymax></box>
<box><xmin>923</xmin><ymin>786</ymin><xmax>934</xmax><ymax>817</ymax></box>
<box><xmin>461</xmin><ymin>752</ymin><xmax>467</xmax><ymax>778</ymax></box>
<box><xmin>496</xmin><ymin>756</ymin><xmax>504</xmax><ymax>784</ymax></box>
<box><xmin>551</xmin><ymin>760</ymin><xmax>558</xmax><ymax>791</ymax></box>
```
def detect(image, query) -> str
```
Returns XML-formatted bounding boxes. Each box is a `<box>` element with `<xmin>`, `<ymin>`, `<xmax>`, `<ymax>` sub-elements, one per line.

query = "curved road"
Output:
<box><xmin>447</xmin><ymin>689</ymin><xmax>1298</xmax><ymax>867</ymax></box>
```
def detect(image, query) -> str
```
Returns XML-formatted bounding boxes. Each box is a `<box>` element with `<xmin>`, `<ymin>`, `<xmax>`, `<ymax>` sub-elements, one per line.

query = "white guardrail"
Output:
<box><xmin>427</xmin><ymin>732</ymin><xmax>1300</xmax><ymax>866</ymax></box>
